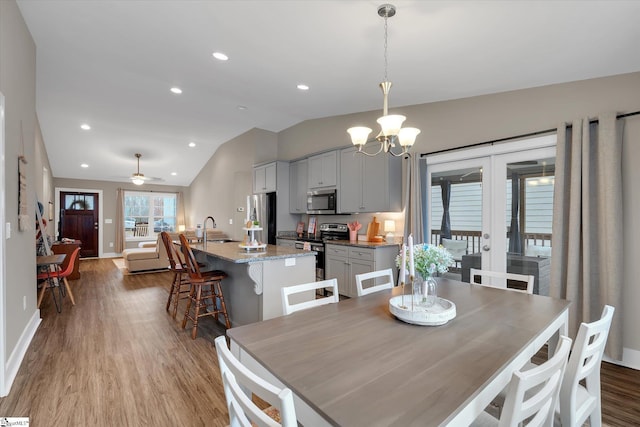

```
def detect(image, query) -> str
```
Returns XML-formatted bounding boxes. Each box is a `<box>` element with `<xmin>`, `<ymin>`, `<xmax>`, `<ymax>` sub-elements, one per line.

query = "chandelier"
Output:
<box><xmin>347</xmin><ymin>4</ymin><xmax>420</xmax><ymax>157</ymax></box>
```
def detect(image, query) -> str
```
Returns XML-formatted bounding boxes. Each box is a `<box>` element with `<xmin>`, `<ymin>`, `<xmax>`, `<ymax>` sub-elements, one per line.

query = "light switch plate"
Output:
<box><xmin>285</xmin><ymin>258</ymin><xmax>296</xmax><ymax>267</ymax></box>
<box><xmin>5</xmin><ymin>222</ymin><xmax>10</xmax><ymax>239</ymax></box>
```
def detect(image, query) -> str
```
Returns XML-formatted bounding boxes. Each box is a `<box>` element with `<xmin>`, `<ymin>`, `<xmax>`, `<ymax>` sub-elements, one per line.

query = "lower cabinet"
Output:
<box><xmin>325</xmin><ymin>243</ymin><xmax>399</xmax><ymax>298</ymax></box>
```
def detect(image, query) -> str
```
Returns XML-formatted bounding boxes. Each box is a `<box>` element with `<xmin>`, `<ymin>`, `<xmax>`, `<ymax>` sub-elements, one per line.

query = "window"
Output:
<box><xmin>124</xmin><ymin>191</ymin><xmax>177</xmax><ymax>240</ymax></box>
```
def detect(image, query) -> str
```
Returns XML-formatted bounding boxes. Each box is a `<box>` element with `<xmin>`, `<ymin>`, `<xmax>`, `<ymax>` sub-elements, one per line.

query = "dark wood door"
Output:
<box><xmin>59</xmin><ymin>191</ymin><xmax>99</xmax><ymax>258</ymax></box>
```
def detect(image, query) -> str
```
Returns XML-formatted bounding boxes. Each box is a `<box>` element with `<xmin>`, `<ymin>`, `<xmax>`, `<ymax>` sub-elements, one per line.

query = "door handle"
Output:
<box><xmin>482</xmin><ymin>245</ymin><xmax>490</xmax><ymax>251</ymax></box>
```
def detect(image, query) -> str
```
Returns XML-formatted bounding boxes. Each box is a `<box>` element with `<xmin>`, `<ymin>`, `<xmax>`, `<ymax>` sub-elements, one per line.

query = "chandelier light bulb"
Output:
<box><xmin>398</xmin><ymin>127</ymin><xmax>421</xmax><ymax>147</ymax></box>
<box><xmin>376</xmin><ymin>114</ymin><xmax>406</xmax><ymax>137</ymax></box>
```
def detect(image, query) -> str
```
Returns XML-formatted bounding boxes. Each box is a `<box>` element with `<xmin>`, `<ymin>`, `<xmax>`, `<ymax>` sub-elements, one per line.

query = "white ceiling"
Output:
<box><xmin>16</xmin><ymin>0</ymin><xmax>640</xmax><ymax>187</ymax></box>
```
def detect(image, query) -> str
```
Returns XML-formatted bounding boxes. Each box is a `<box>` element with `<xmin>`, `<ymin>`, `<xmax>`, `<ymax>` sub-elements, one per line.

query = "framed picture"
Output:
<box><xmin>296</xmin><ymin>221</ymin><xmax>305</xmax><ymax>236</ymax></box>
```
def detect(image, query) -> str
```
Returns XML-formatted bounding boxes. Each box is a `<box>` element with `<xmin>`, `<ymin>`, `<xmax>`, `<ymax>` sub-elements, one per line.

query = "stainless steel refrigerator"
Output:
<box><xmin>249</xmin><ymin>192</ymin><xmax>277</xmax><ymax>245</ymax></box>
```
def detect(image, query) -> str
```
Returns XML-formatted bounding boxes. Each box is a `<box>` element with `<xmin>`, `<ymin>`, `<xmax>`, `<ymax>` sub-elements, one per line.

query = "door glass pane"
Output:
<box><xmin>430</xmin><ymin>166</ymin><xmax>484</xmax><ymax>277</ymax></box>
<box><xmin>504</xmin><ymin>158</ymin><xmax>554</xmax><ymax>291</ymax></box>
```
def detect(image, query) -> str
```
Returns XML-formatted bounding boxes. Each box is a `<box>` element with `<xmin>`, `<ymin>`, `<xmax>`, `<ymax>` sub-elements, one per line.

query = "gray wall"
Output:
<box><xmin>53</xmin><ymin>178</ymin><xmax>189</xmax><ymax>253</ymax></box>
<box><xmin>1</xmin><ymin>0</ymin><xmax>40</xmax><ymax>364</ymax></box>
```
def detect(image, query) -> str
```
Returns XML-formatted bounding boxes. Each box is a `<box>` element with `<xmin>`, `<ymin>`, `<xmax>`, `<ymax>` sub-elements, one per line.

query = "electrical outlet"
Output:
<box><xmin>229</xmin><ymin>219</ymin><xmax>233</xmax><ymax>225</ymax></box>
<box><xmin>109</xmin><ymin>242</ymin><xmax>114</xmax><ymax>247</ymax></box>
<box><xmin>23</xmin><ymin>296</ymin><xmax>27</xmax><ymax>311</ymax></box>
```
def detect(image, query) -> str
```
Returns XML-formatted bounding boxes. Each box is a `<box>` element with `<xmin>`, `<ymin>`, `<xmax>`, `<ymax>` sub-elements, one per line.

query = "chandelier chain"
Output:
<box><xmin>383</xmin><ymin>14</ymin><xmax>388</xmax><ymax>82</ymax></box>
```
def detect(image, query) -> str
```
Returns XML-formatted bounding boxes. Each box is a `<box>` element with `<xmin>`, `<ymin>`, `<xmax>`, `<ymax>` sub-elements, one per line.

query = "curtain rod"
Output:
<box><xmin>420</xmin><ymin>110</ymin><xmax>640</xmax><ymax>158</ymax></box>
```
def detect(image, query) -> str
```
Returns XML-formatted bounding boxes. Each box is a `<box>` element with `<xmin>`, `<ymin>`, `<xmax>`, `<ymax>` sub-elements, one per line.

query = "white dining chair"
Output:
<box><xmin>281</xmin><ymin>278</ymin><xmax>339</xmax><ymax>315</ymax></box>
<box><xmin>214</xmin><ymin>336</ymin><xmax>298</xmax><ymax>427</ymax></box>
<box><xmin>471</xmin><ymin>336</ymin><xmax>572</xmax><ymax>427</ymax></box>
<box><xmin>355</xmin><ymin>268</ymin><xmax>394</xmax><ymax>296</ymax></box>
<box><xmin>469</xmin><ymin>268</ymin><xmax>535</xmax><ymax>294</ymax></box>
<box><xmin>559</xmin><ymin>304</ymin><xmax>614</xmax><ymax>427</ymax></box>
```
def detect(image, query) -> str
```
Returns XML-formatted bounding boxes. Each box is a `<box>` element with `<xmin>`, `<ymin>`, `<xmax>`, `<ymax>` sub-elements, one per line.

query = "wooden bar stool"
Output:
<box><xmin>160</xmin><ymin>232</ymin><xmax>191</xmax><ymax>319</ymax></box>
<box><xmin>179</xmin><ymin>234</ymin><xmax>230</xmax><ymax>339</ymax></box>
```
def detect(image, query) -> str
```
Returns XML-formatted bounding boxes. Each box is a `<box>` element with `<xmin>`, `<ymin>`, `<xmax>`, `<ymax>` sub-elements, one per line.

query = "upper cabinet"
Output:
<box><xmin>339</xmin><ymin>146</ymin><xmax>402</xmax><ymax>213</ymax></box>
<box><xmin>289</xmin><ymin>159</ymin><xmax>308</xmax><ymax>214</ymax></box>
<box><xmin>308</xmin><ymin>151</ymin><xmax>338</xmax><ymax>189</ymax></box>
<box><xmin>253</xmin><ymin>162</ymin><xmax>277</xmax><ymax>193</ymax></box>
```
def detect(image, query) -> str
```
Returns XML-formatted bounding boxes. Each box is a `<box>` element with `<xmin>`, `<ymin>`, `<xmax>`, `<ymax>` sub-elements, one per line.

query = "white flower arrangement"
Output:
<box><xmin>396</xmin><ymin>243</ymin><xmax>455</xmax><ymax>277</ymax></box>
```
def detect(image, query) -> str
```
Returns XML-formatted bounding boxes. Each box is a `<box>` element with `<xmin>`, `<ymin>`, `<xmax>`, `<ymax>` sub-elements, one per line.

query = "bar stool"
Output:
<box><xmin>179</xmin><ymin>234</ymin><xmax>230</xmax><ymax>339</ymax></box>
<box><xmin>160</xmin><ymin>232</ymin><xmax>190</xmax><ymax>319</ymax></box>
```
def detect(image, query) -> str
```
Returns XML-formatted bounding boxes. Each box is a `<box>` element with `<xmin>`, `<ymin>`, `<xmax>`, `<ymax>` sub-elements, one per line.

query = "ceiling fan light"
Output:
<box><xmin>376</xmin><ymin>114</ymin><xmax>406</xmax><ymax>136</ymax></box>
<box><xmin>347</xmin><ymin>127</ymin><xmax>372</xmax><ymax>146</ymax></box>
<box><xmin>398</xmin><ymin>127</ymin><xmax>421</xmax><ymax>147</ymax></box>
<box><xmin>132</xmin><ymin>176</ymin><xmax>145</xmax><ymax>185</ymax></box>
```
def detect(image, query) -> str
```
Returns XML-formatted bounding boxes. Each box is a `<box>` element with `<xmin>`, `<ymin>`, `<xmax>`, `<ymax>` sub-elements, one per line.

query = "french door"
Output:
<box><xmin>425</xmin><ymin>136</ymin><xmax>556</xmax><ymax>291</ymax></box>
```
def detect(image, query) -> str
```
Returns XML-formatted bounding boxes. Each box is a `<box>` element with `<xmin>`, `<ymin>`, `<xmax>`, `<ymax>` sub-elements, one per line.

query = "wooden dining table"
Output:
<box><xmin>227</xmin><ymin>277</ymin><xmax>570</xmax><ymax>426</ymax></box>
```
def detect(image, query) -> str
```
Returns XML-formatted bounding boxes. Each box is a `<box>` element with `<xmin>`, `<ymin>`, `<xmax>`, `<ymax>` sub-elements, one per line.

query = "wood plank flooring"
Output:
<box><xmin>1</xmin><ymin>258</ymin><xmax>638</xmax><ymax>426</ymax></box>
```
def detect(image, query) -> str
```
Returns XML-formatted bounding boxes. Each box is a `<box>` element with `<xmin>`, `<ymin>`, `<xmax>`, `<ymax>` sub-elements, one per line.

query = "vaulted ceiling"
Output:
<box><xmin>17</xmin><ymin>0</ymin><xmax>640</xmax><ymax>186</ymax></box>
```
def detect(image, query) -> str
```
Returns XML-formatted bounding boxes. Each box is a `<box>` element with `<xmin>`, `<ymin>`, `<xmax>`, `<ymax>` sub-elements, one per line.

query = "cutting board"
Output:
<box><xmin>366</xmin><ymin>217</ymin><xmax>380</xmax><ymax>242</ymax></box>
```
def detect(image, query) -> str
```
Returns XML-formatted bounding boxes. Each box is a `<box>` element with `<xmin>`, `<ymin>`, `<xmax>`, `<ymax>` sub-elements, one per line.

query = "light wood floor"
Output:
<box><xmin>1</xmin><ymin>258</ymin><xmax>638</xmax><ymax>426</ymax></box>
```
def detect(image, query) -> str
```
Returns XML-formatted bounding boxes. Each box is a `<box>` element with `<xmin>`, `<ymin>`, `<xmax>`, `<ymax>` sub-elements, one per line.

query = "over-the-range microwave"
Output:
<box><xmin>307</xmin><ymin>188</ymin><xmax>337</xmax><ymax>215</ymax></box>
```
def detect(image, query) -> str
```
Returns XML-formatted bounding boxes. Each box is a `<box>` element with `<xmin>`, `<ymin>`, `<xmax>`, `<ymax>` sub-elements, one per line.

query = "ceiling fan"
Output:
<box><xmin>130</xmin><ymin>153</ymin><xmax>162</xmax><ymax>185</ymax></box>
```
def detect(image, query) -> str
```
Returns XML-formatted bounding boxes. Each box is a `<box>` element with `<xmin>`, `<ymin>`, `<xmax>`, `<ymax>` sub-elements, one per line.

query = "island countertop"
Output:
<box><xmin>188</xmin><ymin>241</ymin><xmax>316</xmax><ymax>264</ymax></box>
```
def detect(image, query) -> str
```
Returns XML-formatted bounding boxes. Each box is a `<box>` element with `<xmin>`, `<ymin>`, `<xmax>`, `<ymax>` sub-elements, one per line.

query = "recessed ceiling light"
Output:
<box><xmin>80</xmin><ymin>123</ymin><xmax>91</xmax><ymax>130</ymax></box>
<box><xmin>212</xmin><ymin>52</ymin><xmax>229</xmax><ymax>61</ymax></box>
<box><xmin>237</xmin><ymin>105</ymin><xmax>248</xmax><ymax>110</ymax></box>
<box><xmin>297</xmin><ymin>84</ymin><xmax>310</xmax><ymax>91</ymax></box>
<box><xmin>171</xmin><ymin>172</ymin><xmax>177</xmax><ymax>176</ymax></box>
<box><xmin>81</xmin><ymin>163</ymin><xmax>89</xmax><ymax>168</ymax></box>
<box><xmin>188</xmin><ymin>142</ymin><xmax>196</xmax><ymax>147</ymax></box>
<box><xmin>170</xmin><ymin>87</ymin><xmax>183</xmax><ymax>94</ymax></box>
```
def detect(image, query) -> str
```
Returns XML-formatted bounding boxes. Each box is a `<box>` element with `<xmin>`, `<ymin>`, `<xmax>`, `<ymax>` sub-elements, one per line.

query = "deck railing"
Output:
<box><xmin>430</xmin><ymin>230</ymin><xmax>552</xmax><ymax>255</ymax></box>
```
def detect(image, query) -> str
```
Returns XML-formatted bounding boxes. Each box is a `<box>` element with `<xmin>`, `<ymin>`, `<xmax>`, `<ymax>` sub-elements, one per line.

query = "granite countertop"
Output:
<box><xmin>188</xmin><ymin>241</ymin><xmax>316</xmax><ymax>264</ymax></box>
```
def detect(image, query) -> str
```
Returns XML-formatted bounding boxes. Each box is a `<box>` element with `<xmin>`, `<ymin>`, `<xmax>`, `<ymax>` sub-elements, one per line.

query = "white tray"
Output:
<box><xmin>389</xmin><ymin>295</ymin><xmax>456</xmax><ymax>326</ymax></box>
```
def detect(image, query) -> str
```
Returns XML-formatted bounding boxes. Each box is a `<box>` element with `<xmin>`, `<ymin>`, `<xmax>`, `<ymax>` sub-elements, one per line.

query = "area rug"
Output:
<box><xmin>112</xmin><ymin>258</ymin><xmax>168</xmax><ymax>275</ymax></box>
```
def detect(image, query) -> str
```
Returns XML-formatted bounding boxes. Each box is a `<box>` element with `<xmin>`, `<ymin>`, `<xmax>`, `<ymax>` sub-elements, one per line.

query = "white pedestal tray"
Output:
<box><xmin>389</xmin><ymin>296</ymin><xmax>456</xmax><ymax>326</ymax></box>
<box><xmin>240</xmin><ymin>227</ymin><xmax>267</xmax><ymax>251</ymax></box>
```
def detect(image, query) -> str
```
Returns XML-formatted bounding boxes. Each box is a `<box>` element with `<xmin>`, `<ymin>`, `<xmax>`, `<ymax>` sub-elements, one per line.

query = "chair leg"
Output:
<box><xmin>166</xmin><ymin>272</ymin><xmax>178</xmax><ymax>312</ymax></box>
<box><xmin>191</xmin><ymin>284</ymin><xmax>203</xmax><ymax>340</ymax></box>
<box><xmin>181</xmin><ymin>284</ymin><xmax>195</xmax><ymax>330</ymax></box>
<box><xmin>172</xmin><ymin>274</ymin><xmax>187</xmax><ymax>319</ymax></box>
<box><xmin>215</xmin><ymin>281</ymin><xmax>231</xmax><ymax>329</ymax></box>
<box><xmin>63</xmin><ymin>277</ymin><xmax>76</xmax><ymax>305</ymax></box>
<box><xmin>37</xmin><ymin>281</ymin><xmax>48</xmax><ymax>308</ymax></box>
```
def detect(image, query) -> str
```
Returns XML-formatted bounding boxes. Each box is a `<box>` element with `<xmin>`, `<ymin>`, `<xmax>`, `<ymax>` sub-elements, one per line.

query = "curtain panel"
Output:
<box><xmin>550</xmin><ymin>112</ymin><xmax>624</xmax><ymax>359</ymax></box>
<box><xmin>115</xmin><ymin>188</ymin><xmax>124</xmax><ymax>253</ymax></box>
<box><xmin>403</xmin><ymin>155</ymin><xmax>425</xmax><ymax>244</ymax></box>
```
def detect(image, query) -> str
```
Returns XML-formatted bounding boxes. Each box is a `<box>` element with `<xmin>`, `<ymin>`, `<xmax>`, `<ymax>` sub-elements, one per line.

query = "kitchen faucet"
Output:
<box><xmin>203</xmin><ymin>216</ymin><xmax>216</xmax><ymax>242</ymax></box>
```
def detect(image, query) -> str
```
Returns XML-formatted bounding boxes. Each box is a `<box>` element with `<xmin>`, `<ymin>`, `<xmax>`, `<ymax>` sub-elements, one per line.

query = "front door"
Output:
<box><xmin>59</xmin><ymin>191</ymin><xmax>99</xmax><ymax>257</ymax></box>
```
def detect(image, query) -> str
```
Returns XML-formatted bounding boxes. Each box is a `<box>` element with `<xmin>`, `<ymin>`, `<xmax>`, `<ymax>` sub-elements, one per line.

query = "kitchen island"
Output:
<box><xmin>186</xmin><ymin>241</ymin><xmax>316</xmax><ymax>326</ymax></box>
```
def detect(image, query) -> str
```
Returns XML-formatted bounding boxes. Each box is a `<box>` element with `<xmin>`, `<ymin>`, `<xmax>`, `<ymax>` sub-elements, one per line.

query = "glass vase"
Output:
<box><xmin>412</xmin><ymin>274</ymin><xmax>438</xmax><ymax>309</ymax></box>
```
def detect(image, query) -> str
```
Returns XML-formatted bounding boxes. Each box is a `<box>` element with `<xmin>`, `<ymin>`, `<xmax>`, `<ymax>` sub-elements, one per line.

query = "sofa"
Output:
<box><xmin>122</xmin><ymin>234</ymin><xmax>169</xmax><ymax>272</ymax></box>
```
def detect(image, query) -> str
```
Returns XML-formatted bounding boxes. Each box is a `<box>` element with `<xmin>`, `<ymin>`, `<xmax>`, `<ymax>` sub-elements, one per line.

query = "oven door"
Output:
<box><xmin>295</xmin><ymin>241</ymin><xmax>324</xmax><ymax>281</ymax></box>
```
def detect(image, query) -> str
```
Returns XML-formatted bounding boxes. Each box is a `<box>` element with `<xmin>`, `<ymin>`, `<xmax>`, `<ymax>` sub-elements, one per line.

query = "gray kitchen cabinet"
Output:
<box><xmin>253</xmin><ymin>162</ymin><xmax>277</xmax><ymax>193</ymax></box>
<box><xmin>325</xmin><ymin>243</ymin><xmax>399</xmax><ymax>298</ymax></box>
<box><xmin>339</xmin><ymin>146</ymin><xmax>402</xmax><ymax>213</ymax></box>
<box><xmin>289</xmin><ymin>159</ymin><xmax>308</xmax><ymax>214</ymax></box>
<box><xmin>308</xmin><ymin>150</ymin><xmax>338</xmax><ymax>189</ymax></box>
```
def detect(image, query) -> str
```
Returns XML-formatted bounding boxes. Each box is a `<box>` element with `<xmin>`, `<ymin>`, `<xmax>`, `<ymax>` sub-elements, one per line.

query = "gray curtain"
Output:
<box><xmin>508</xmin><ymin>172</ymin><xmax>522</xmax><ymax>254</ymax></box>
<box><xmin>439</xmin><ymin>180</ymin><xmax>451</xmax><ymax>243</ymax></box>
<box><xmin>403</xmin><ymin>155</ymin><xmax>425</xmax><ymax>244</ymax></box>
<box><xmin>550</xmin><ymin>112</ymin><xmax>623</xmax><ymax>359</ymax></box>
<box><xmin>115</xmin><ymin>188</ymin><xmax>125</xmax><ymax>253</ymax></box>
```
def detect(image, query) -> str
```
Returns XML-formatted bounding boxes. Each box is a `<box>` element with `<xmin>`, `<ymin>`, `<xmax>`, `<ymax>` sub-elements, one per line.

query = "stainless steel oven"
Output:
<box><xmin>306</xmin><ymin>188</ymin><xmax>337</xmax><ymax>215</ymax></box>
<box><xmin>295</xmin><ymin>240</ymin><xmax>325</xmax><ymax>281</ymax></box>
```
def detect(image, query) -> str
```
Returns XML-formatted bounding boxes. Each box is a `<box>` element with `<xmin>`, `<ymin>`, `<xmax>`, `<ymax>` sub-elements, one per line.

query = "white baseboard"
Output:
<box><xmin>3</xmin><ymin>310</ymin><xmax>41</xmax><ymax>396</ymax></box>
<box><xmin>603</xmin><ymin>347</ymin><xmax>640</xmax><ymax>370</ymax></box>
<box><xmin>101</xmin><ymin>252</ymin><xmax>120</xmax><ymax>258</ymax></box>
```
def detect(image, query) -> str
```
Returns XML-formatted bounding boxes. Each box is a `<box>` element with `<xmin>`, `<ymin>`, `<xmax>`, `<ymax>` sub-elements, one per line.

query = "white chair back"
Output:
<box><xmin>500</xmin><ymin>336</ymin><xmax>572</xmax><ymax>427</ymax></box>
<box><xmin>214</xmin><ymin>336</ymin><xmax>297</xmax><ymax>427</ymax></box>
<box><xmin>442</xmin><ymin>238</ymin><xmax>468</xmax><ymax>261</ymax></box>
<box><xmin>559</xmin><ymin>305</ymin><xmax>615</xmax><ymax>427</ymax></box>
<box><xmin>469</xmin><ymin>268</ymin><xmax>535</xmax><ymax>294</ymax></box>
<box><xmin>355</xmin><ymin>268</ymin><xmax>394</xmax><ymax>296</ymax></box>
<box><xmin>281</xmin><ymin>278</ymin><xmax>339</xmax><ymax>315</ymax></box>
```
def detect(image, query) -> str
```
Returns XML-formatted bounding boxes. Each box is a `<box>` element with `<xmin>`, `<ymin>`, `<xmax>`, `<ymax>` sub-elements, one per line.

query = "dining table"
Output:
<box><xmin>227</xmin><ymin>277</ymin><xmax>570</xmax><ymax>426</ymax></box>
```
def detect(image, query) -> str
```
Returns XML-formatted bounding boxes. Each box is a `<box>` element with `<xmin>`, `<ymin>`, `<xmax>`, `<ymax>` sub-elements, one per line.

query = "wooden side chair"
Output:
<box><xmin>161</xmin><ymin>231</ymin><xmax>191</xmax><ymax>319</ymax></box>
<box><xmin>469</xmin><ymin>268</ymin><xmax>535</xmax><ymax>294</ymax></box>
<box><xmin>179</xmin><ymin>234</ymin><xmax>230</xmax><ymax>339</ymax></box>
<box><xmin>214</xmin><ymin>336</ymin><xmax>298</xmax><ymax>427</ymax></box>
<box><xmin>355</xmin><ymin>268</ymin><xmax>394</xmax><ymax>296</ymax></box>
<box><xmin>471</xmin><ymin>336</ymin><xmax>572</xmax><ymax>427</ymax></box>
<box><xmin>281</xmin><ymin>279</ymin><xmax>339</xmax><ymax>315</ymax></box>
